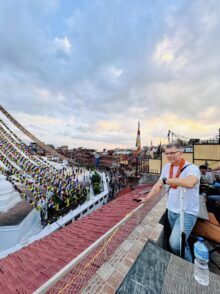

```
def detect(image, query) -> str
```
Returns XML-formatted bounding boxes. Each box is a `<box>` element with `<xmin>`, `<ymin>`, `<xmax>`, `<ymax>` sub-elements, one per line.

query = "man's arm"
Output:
<box><xmin>139</xmin><ymin>178</ymin><xmax>164</xmax><ymax>203</ymax></box>
<box><xmin>166</xmin><ymin>175</ymin><xmax>199</xmax><ymax>188</ymax></box>
<box><xmin>139</xmin><ymin>175</ymin><xmax>199</xmax><ymax>204</ymax></box>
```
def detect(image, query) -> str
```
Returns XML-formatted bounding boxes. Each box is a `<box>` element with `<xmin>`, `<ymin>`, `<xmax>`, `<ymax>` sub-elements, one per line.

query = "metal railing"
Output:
<box><xmin>34</xmin><ymin>199</ymin><xmax>152</xmax><ymax>294</ymax></box>
<box><xmin>139</xmin><ymin>173</ymin><xmax>159</xmax><ymax>184</ymax></box>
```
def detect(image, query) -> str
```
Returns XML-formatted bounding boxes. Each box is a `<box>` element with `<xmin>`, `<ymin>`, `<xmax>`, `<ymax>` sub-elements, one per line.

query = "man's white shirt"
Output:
<box><xmin>160</xmin><ymin>161</ymin><xmax>201</xmax><ymax>216</ymax></box>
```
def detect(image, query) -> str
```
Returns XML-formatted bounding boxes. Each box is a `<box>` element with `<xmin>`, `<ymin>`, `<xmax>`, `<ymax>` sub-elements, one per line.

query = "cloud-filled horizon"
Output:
<box><xmin>0</xmin><ymin>0</ymin><xmax>220</xmax><ymax>150</ymax></box>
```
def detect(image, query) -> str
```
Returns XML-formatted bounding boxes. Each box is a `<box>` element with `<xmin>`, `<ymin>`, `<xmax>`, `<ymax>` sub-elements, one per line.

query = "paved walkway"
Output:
<box><xmin>117</xmin><ymin>241</ymin><xmax>220</xmax><ymax>294</ymax></box>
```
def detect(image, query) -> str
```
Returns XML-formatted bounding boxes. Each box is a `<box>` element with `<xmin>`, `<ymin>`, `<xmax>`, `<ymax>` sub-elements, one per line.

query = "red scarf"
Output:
<box><xmin>169</xmin><ymin>158</ymin><xmax>185</xmax><ymax>189</ymax></box>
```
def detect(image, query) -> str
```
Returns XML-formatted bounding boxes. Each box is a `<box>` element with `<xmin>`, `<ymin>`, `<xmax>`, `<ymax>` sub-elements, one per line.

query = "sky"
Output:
<box><xmin>0</xmin><ymin>0</ymin><xmax>220</xmax><ymax>151</ymax></box>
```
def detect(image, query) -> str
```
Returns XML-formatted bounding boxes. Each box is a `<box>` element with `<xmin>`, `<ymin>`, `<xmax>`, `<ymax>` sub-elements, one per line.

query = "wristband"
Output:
<box><xmin>162</xmin><ymin>177</ymin><xmax>167</xmax><ymax>185</ymax></box>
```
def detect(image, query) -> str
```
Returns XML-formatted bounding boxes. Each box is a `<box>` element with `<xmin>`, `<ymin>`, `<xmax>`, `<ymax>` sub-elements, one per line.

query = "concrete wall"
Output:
<box><xmin>194</xmin><ymin>144</ymin><xmax>220</xmax><ymax>169</ymax></box>
<box><xmin>149</xmin><ymin>159</ymin><xmax>161</xmax><ymax>174</ymax></box>
<box><xmin>194</xmin><ymin>144</ymin><xmax>220</xmax><ymax>161</ymax></box>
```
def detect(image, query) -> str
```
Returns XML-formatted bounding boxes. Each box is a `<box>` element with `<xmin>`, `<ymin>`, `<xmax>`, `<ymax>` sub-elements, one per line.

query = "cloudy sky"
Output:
<box><xmin>0</xmin><ymin>0</ymin><xmax>220</xmax><ymax>150</ymax></box>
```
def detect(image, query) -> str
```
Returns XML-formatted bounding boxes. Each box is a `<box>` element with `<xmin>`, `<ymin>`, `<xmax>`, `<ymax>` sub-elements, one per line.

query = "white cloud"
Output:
<box><xmin>153</xmin><ymin>35</ymin><xmax>187</xmax><ymax>71</ymax></box>
<box><xmin>53</xmin><ymin>36</ymin><xmax>72</xmax><ymax>55</ymax></box>
<box><xmin>0</xmin><ymin>1</ymin><xmax>220</xmax><ymax>150</ymax></box>
<box><xmin>154</xmin><ymin>38</ymin><xmax>174</xmax><ymax>62</ymax></box>
<box><xmin>109</xmin><ymin>66</ymin><xmax>123</xmax><ymax>78</ymax></box>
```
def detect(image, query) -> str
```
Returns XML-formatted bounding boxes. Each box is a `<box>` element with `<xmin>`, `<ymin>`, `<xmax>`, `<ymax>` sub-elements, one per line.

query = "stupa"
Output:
<box><xmin>0</xmin><ymin>174</ymin><xmax>21</xmax><ymax>212</ymax></box>
<box><xmin>0</xmin><ymin>174</ymin><xmax>41</xmax><ymax>255</ymax></box>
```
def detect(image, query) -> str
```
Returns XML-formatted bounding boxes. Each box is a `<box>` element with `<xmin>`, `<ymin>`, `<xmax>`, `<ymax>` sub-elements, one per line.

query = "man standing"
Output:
<box><xmin>140</xmin><ymin>142</ymin><xmax>200</xmax><ymax>262</ymax></box>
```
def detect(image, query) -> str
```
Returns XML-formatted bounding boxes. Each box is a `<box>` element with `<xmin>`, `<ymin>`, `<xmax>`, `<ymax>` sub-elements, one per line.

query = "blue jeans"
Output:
<box><xmin>168</xmin><ymin>210</ymin><xmax>197</xmax><ymax>262</ymax></box>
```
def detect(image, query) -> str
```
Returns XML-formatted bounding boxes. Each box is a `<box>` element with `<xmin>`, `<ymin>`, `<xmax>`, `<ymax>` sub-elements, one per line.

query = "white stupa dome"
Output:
<box><xmin>0</xmin><ymin>174</ymin><xmax>21</xmax><ymax>213</ymax></box>
<box><xmin>0</xmin><ymin>175</ymin><xmax>14</xmax><ymax>193</ymax></box>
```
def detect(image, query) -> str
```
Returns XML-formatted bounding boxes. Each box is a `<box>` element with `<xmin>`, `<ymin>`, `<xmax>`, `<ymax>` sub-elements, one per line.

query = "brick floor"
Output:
<box><xmin>107</xmin><ymin>271</ymin><xmax>124</xmax><ymax>289</ymax></box>
<box><xmin>101</xmin><ymin>283</ymin><xmax>115</xmax><ymax>294</ymax></box>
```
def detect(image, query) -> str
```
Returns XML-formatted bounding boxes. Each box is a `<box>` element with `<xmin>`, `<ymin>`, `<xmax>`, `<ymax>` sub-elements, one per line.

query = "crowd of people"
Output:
<box><xmin>36</xmin><ymin>182</ymin><xmax>89</xmax><ymax>225</ymax></box>
<box><xmin>98</xmin><ymin>167</ymin><xmax>128</xmax><ymax>200</ymax></box>
<box><xmin>0</xmin><ymin>126</ymin><xmax>91</xmax><ymax>225</ymax></box>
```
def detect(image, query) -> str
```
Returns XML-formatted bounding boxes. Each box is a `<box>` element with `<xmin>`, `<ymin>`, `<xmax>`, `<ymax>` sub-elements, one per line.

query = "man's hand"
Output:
<box><xmin>138</xmin><ymin>196</ymin><xmax>147</xmax><ymax>203</ymax></box>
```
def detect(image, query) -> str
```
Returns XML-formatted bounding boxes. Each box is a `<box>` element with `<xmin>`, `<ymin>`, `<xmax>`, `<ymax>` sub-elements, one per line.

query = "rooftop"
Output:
<box><xmin>0</xmin><ymin>183</ymin><xmax>158</xmax><ymax>293</ymax></box>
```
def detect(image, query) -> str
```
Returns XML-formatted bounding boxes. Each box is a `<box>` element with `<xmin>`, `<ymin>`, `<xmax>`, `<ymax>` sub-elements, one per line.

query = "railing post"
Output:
<box><xmin>104</xmin><ymin>238</ymin><xmax>108</xmax><ymax>261</ymax></box>
<box><xmin>136</xmin><ymin>207</ymin><xmax>140</xmax><ymax>225</ymax></box>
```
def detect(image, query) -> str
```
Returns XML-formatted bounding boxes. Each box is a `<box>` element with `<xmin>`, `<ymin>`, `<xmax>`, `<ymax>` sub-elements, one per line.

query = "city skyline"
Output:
<box><xmin>0</xmin><ymin>1</ymin><xmax>220</xmax><ymax>150</ymax></box>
